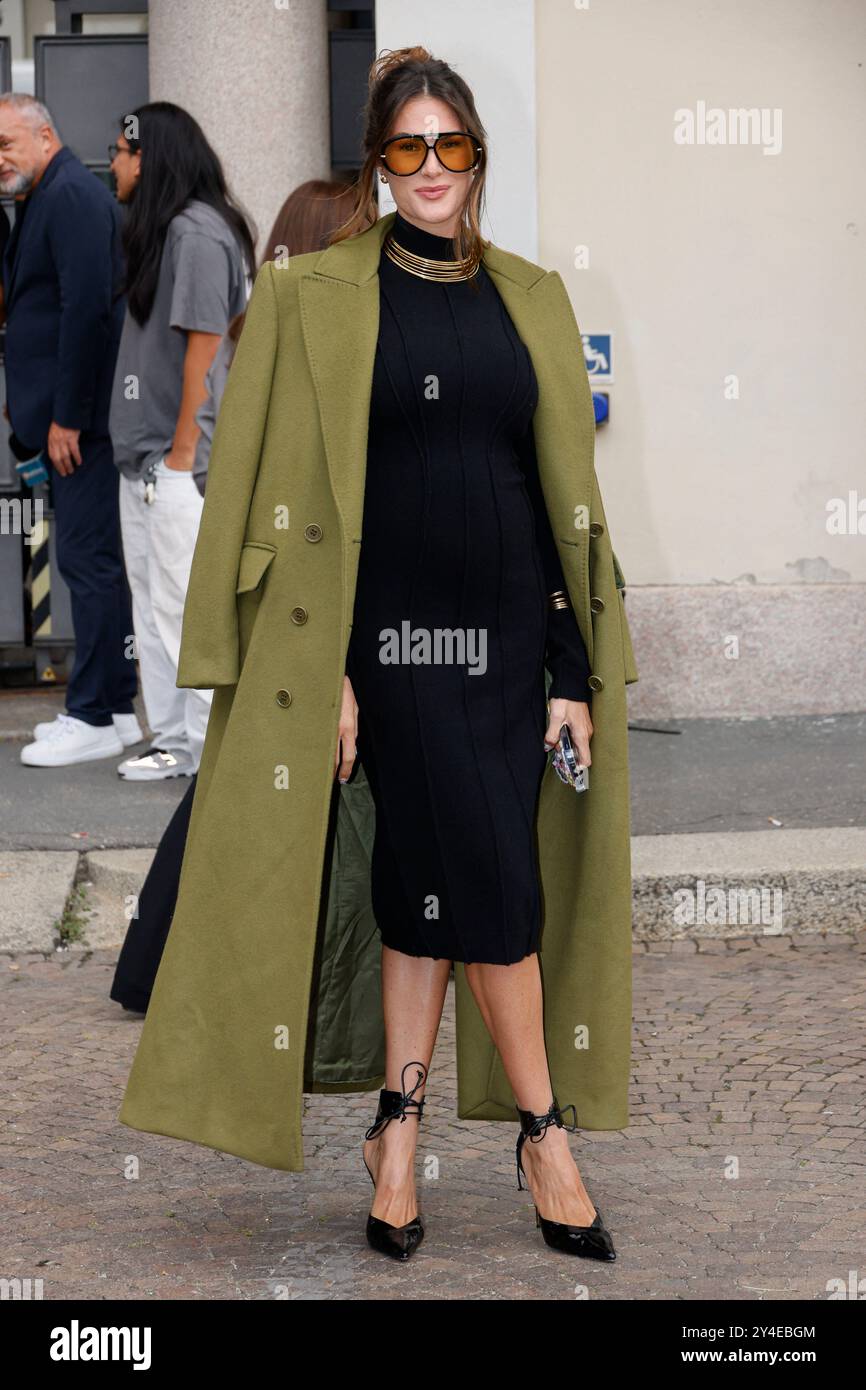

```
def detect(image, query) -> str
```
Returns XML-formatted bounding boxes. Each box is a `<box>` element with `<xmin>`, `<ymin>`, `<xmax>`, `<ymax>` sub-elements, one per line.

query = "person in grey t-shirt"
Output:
<box><xmin>108</xmin><ymin>103</ymin><xmax>255</xmax><ymax>781</ymax></box>
<box><xmin>110</xmin><ymin>198</ymin><xmax>249</xmax><ymax>484</ymax></box>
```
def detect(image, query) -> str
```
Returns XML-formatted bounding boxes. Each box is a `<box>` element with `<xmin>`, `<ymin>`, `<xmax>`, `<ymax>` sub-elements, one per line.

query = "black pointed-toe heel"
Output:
<box><xmin>515</xmin><ymin>1096</ymin><xmax>617</xmax><ymax>1261</ymax></box>
<box><xmin>362</xmin><ymin>1060</ymin><xmax>427</xmax><ymax>1261</ymax></box>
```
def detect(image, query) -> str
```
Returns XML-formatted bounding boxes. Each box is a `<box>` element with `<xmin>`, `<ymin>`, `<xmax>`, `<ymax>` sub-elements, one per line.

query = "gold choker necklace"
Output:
<box><xmin>384</xmin><ymin>233</ymin><xmax>481</xmax><ymax>282</ymax></box>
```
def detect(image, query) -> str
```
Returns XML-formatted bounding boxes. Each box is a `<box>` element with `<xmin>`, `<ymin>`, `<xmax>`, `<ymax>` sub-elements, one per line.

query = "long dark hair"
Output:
<box><xmin>117</xmin><ymin>101</ymin><xmax>257</xmax><ymax>325</ymax></box>
<box><xmin>330</xmin><ymin>46</ymin><xmax>490</xmax><ymax>279</ymax></box>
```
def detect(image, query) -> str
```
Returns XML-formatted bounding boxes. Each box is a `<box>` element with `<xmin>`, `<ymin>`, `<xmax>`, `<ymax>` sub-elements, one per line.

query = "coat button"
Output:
<box><xmin>589</xmin><ymin>522</ymin><xmax>605</xmax><ymax>538</ymax></box>
<box><xmin>587</xmin><ymin>674</ymin><xmax>604</xmax><ymax>692</ymax></box>
<box><xmin>304</xmin><ymin>524</ymin><xmax>322</xmax><ymax>542</ymax></box>
<box><xmin>290</xmin><ymin>606</ymin><xmax>308</xmax><ymax>625</ymax></box>
<box><xmin>590</xmin><ymin>595</ymin><xmax>605</xmax><ymax>613</ymax></box>
<box><xmin>276</xmin><ymin>689</ymin><xmax>292</xmax><ymax>707</ymax></box>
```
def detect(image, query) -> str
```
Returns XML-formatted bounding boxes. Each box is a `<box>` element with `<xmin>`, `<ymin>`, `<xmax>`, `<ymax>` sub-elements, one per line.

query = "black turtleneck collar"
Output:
<box><xmin>389</xmin><ymin>207</ymin><xmax>456</xmax><ymax>261</ymax></box>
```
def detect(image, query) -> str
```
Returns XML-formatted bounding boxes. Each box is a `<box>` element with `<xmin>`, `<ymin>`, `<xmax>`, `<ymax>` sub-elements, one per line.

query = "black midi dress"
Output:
<box><xmin>345</xmin><ymin>209</ymin><xmax>591</xmax><ymax>965</ymax></box>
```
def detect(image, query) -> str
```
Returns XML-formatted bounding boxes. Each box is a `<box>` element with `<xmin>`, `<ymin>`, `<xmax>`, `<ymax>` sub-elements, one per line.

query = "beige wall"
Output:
<box><xmin>537</xmin><ymin>0</ymin><xmax>866</xmax><ymax>589</ymax></box>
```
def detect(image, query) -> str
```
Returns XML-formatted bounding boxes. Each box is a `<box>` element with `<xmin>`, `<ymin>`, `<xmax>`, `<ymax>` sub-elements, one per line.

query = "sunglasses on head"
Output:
<box><xmin>380</xmin><ymin>131</ymin><xmax>483</xmax><ymax>177</ymax></box>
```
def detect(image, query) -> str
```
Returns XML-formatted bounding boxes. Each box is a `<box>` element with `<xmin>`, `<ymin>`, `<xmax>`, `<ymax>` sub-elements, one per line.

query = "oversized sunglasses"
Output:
<box><xmin>380</xmin><ymin>131</ymin><xmax>483</xmax><ymax>177</ymax></box>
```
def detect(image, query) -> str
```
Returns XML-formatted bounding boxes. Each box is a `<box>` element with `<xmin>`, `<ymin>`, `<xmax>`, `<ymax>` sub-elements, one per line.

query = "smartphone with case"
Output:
<box><xmin>550</xmin><ymin>722</ymin><xmax>588</xmax><ymax>793</ymax></box>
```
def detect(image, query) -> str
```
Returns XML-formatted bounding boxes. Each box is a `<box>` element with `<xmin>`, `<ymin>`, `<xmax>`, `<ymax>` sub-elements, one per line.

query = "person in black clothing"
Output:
<box><xmin>346</xmin><ymin>205</ymin><xmax>591</xmax><ymax>967</ymax></box>
<box><xmin>330</xmin><ymin>47</ymin><xmax>615</xmax><ymax>1265</ymax></box>
<box><xmin>119</xmin><ymin>48</ymin><xmax>617</xmax><ymax>1266</ymax></box>
<box><xmin>0</xmin><ymin>93</ymin><xmax>139</xmax><ymax>765</ymax></box>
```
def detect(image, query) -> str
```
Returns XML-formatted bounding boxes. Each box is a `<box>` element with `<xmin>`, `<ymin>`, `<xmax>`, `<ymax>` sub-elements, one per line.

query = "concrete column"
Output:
<box><xmin>148</xmin><ymin>0</ymin><xmax>330</xmax><ymax>260</ymax></box>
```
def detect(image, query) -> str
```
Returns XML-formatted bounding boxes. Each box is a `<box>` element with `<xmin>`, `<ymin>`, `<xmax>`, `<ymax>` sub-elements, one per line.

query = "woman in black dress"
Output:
<box><xmin>334</xmin><ymin>48</ymin><xmax>615</xmax><ymax>1263</ymax></box>
<box><xmin>346</xmin><ymin>206</ymin><xmax>592</xmax><ymax>965</ymax></box>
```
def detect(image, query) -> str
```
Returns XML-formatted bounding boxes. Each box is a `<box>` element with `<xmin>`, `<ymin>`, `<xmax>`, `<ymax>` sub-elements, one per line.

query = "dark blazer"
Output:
<box><xmin>2</xmin><ymin>145</ymin><xmax>125</xmax><ymax>450</ymax></box>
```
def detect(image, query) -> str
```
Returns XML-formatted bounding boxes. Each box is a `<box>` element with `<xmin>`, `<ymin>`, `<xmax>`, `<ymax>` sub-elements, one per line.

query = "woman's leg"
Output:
<box><xmin>464</xmin><ymin>955</ymin><xmax>597</xmax><ymax>1226</ymax></box>
<box><xmin>364</xmin><ymin>946</ymin><xmax>451</xmax><ymax>1227</ymax></box>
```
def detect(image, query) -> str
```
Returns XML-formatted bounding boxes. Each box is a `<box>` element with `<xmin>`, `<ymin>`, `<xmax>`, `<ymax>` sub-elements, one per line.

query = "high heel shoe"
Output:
<box><xmin>362</xmin><ymin>1060</ymin><xmax>427</xmax><ymax>1261</ymax></box>
<box><xmin>515</xmin><ymin>1096</ymin><xmax>617</xmax><ymax>1261</ymax></box>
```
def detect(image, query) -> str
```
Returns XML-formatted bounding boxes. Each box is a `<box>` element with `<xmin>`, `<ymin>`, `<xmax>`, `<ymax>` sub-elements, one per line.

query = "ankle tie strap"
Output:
<box><xmin>515</xmin><ymin>1097</ymin><xmax>580</xmax><ymax>1190</ymax></box>
<box><xmin>364</xmin><ymin>1060</ymin><xmax>427</xmax><ymax>1140</ymax></box>
<box><xmin>523</xmin><ymin>1098</ymin><xmax>579</xmax><ymax>1141</ymax></box>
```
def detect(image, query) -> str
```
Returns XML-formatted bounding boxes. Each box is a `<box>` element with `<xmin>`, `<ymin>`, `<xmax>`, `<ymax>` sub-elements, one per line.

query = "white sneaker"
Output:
<box><xmin>33</xmin><ymin>713</ymin><xmax>68</xmax><ymax>740</ymax></box>
<box><xmin>117</xmin><ymin>746</ymin><xmax>195</xmax><ymax>780</ymax></box>
<box><xmin>33</xmin><ymin>711</ymin><xmax>144</xmax><ymax>745</ymax></box>
<box><xmin>20</xmin><ymin>714</ymin><xmax>124</xmax><ymax>766</ymax></box>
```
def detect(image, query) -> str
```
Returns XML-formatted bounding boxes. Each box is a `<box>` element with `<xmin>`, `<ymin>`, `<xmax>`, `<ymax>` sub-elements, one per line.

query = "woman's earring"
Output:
<box><xmin>380</xmin><ymin>173</ymin><xmax>388</xmax><ymax>184</ymax></box>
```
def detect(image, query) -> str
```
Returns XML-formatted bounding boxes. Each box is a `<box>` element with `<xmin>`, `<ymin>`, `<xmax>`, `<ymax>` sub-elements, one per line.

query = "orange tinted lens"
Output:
<box><xmin>384</xmin><ymin>137</ymin><xmax>427</xmax><ymax>174</ymax></box>
<box><xmin>435</xmin><ymin>135</ymin><xmax>476</xmax><ymax>172</ymax></box>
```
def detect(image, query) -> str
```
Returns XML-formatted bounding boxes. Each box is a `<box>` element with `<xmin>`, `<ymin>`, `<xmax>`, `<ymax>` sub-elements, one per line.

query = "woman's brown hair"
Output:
<box><xmin>226</xmin><ymin>180</ymin><xmax>369</xmax><ymax>343</ymax></box>
<box><xmin>329</xmin><ymin>45</ymin><xmax>490</xmax><ymax>275</ymax></box>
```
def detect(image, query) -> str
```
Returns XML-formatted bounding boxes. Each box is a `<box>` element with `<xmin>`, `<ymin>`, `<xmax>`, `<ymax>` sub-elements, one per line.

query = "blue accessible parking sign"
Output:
<box><xmin>582</xmin><ymin>333</ymin><xmax>612</xmax><ymax>383</ymax></box>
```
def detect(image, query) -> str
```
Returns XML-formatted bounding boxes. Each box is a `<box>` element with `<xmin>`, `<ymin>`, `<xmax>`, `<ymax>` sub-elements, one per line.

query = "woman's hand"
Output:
<box><xmin>544</xmin><ymin>697</ymin><xmax>593</xmax><ymax>767</ymax></box>
<box><xmin>334</xmin><ymin>674</ymin><xmax>359</xmax><ymax>783</ymax></box>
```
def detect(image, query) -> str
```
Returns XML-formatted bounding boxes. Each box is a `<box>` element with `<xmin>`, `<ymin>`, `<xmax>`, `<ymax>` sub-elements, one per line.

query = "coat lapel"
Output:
<box><xmin>299</xmin><ymin>211</ymin><xmax>595</xmax><ymax>648</ymax></box>
<box><xmin>298</xmin><ymin>218</ymin><xmax>386</xmax><ymax>551</ymax></box>
<box><xmin>3</xmin><ymin>146</ymin><xmax>75</xmax><ymax>310</ymax></box>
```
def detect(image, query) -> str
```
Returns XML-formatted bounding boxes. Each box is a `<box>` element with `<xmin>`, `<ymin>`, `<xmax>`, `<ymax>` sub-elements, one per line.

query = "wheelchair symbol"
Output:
<box><xmin>582</xmin><ymin>334</ymin><xmax>610</xmax><ymax>376</ymax></box>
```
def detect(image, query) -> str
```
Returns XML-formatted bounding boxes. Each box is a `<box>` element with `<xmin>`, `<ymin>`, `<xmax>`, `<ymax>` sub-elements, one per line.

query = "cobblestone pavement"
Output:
<box><xmin>2</xmin><ymin>933</ymin><xmax>864</xmax><ymax>1301</ymax></box>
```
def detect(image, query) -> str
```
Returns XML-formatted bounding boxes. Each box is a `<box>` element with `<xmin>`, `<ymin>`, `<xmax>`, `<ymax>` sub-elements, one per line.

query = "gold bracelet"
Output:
<box><xmin>548</xmin><ymin>589</ymin><xmax>570</xmax><ymax>611</ymax></box>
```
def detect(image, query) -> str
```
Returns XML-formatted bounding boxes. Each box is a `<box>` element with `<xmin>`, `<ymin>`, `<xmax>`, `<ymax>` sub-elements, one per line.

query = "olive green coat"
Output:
<box><xmin>118</xmin><ymin>210</ymin><xmax>638</xmax><ymax>1173</ymax></box>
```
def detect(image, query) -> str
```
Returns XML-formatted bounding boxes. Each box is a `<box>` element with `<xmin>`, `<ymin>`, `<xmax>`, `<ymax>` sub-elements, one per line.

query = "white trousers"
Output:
<box><xmin>119</xmin><ymin>458</ymin><xmax>213</xmax><ymax>767</ymax></box>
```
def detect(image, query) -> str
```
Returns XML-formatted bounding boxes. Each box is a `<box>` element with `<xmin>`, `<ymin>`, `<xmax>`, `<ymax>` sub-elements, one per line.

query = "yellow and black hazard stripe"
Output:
<box><xmin>30</xmin><ymin>513</ymin><xmax>52</xmax><ymax>639</ymax></box>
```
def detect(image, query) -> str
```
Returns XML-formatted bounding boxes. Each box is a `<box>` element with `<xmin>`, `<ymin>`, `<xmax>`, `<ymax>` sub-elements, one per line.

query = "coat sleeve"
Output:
<box><xmin>516</xmin><ymin>415</ymin><xmax>593</xmax><ymax>703</ymax></box>
<box><xmin>176</xmin><ymin>260</ymin><xmax>279</xmax><ymax>689</ymax></box>
<box><xmin>45</xmin><ymin>183</ymin><xmax>119</xmax><ymax>431</ymax></box>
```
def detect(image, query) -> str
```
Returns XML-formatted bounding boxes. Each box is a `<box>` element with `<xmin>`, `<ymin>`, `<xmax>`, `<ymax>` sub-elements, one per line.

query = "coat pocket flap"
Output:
<box><xmin>236</xmin><ymin>542</ymin><xmax>277</xmax><ymax>594</ymax></box>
